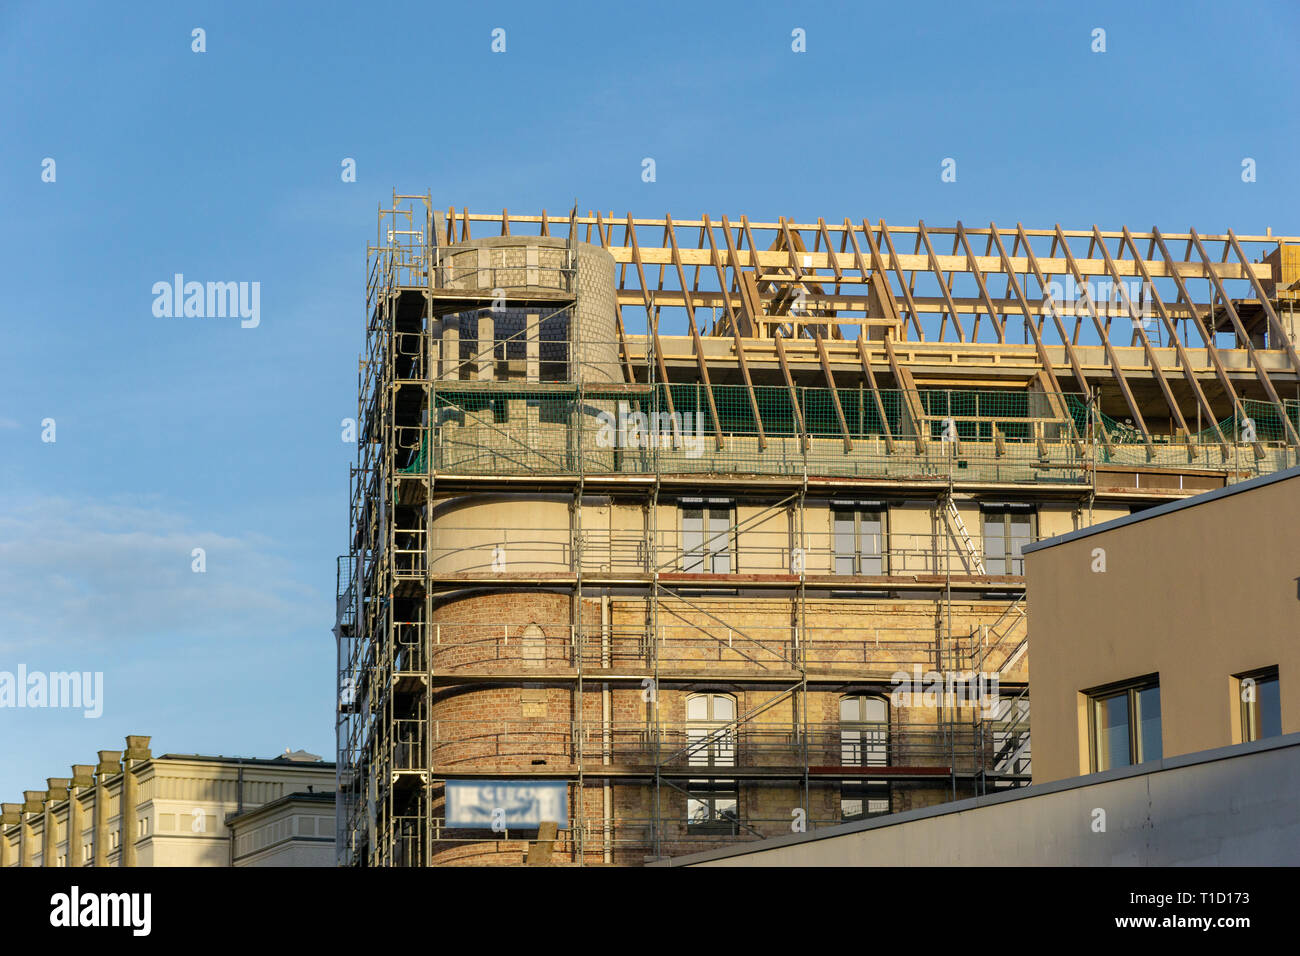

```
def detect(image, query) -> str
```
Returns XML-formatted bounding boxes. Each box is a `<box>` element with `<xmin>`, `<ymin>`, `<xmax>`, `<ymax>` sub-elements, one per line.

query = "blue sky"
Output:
<box><xmin>0</xmin><ymin>0</ymin><xmax>1297</xmax><ymax>796</ymax></box>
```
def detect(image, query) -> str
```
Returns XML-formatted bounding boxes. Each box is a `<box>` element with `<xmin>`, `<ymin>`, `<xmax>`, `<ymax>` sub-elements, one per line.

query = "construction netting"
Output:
<box><xmin>402</xmin><ymin>383</ymin><xmax>1298</xmax><ymax>483</ymax></box>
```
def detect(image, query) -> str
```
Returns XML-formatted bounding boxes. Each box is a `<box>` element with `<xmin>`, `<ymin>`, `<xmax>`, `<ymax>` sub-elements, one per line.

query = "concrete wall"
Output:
<box><xmin>1024</xmin><ymin>467</ymin><xmax>1300</xmax><ymax>783</ymax></box>
<box><xmin>669</xmin><ymin>733</ymin><xmax>1300</xmax><ymax>866</ymax></box>
<box><xmin>230</xmin><ymin>798</ymin><xmax>335</xmax><ymax>867</ymax></box>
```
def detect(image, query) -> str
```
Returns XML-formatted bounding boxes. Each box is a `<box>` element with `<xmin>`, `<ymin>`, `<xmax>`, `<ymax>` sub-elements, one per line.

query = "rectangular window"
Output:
<box><xmin>1088</xmin><ymin>676</ymin><xmax>1161</xmax><ymax>772</ymax></box>
<box><xmin>832</xmin><ymin>505</ymin><xmax>886</xmax><ymax>575</ymax></box>
<box><xmin>1239</xmin><ymin>667</ymin><xmax>1282</xmax><ymax>743</ymax></box>
<box><xmin>981</xmin><ymin>504</ymin><xmax>1035</xmax><ymax>575</ymax></box>
<box><xmin>686</xmin><ymin>694</ymin><xmax>738</xmax><ymax>833</ymax></box>
<box><xmin>681</xmin><ymin>499</ymin><xmax>732</xmax><ymax>573</ymax></box>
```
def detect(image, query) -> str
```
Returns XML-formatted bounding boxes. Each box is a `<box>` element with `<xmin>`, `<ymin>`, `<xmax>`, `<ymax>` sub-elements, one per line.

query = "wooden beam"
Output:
<box><xmin>918</xmin><ymin>221</ymin><xmax>965</xmax><ymax>343</ymax></box>
<box><xmin>773</xmin><ymin>334</ymin><xmax>809</xmax><ymax>452</ymax></box>
<box><xmin>666</xmin><ymin>214</ymin><xmax>724</xmax><ymax>450</ymax></box>
<box><xmin>627</xmin><ymin>212</ymin><xmax>675</xmax><ymax>421</ymax></box>
<box><xmin>1152</xmin><ymin>228</ymin><xmax>1263</xmax><ymax>456</ymax></box>
<box><xmin>1226</xmin><ymin>229</ymin><xmax>1300</xmax><ymax>383</ymax></box>
<box><xmin>875</xmin><ymin>221</ymin><xmax>926</xmax><ymax>341</ymax></box>
<box><xmin>1092</xmin><ymin>225</ymin><xmax>1193</xmax><ymax>457</ymax></box>
<box><xmin>1120</xmin><ymin>226</ymin><xmax>1229</xmax><ymax>457</ymax></box>
<box><xmin>815</xmin><ymin>331</ymin><xmax>852</xmax><ymax>452</ymax></box>
<box><xmin>957</xmin><ymin>221</ymin><xmax>1006</xmax><ymax>343</ymax></box>
<box><xmin>883</xmin><ymin>333</ymin><xmax>926</xmax><ymax>453</ymax></box>
<box><xmin>1055</xmin><ymin>224</ymin><xmax>1155</xmax><ymax>457</ymax></box>
<box><xmin>988</xmin><ymin>223</ymin><xmax>1078</xmax><ymax>452</ymax></box>
<box><xmin>704</xmin><ymin>214</ymin><xmax>766</xmax><ymax>450</ymax></box>
<box><xmin>856</xmin><ymin>336</ymin><xmax>895</xmax><ymax>454</ymax></box>
<box><xmin>1188</xmin><ymin>228</ymin><xmax>1300</xmax><ymax>446</ymax></box>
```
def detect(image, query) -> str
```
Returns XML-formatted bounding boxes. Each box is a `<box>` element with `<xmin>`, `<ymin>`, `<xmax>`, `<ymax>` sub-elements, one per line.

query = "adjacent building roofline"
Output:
<box><xmin>1021</xmin><ymin>463</ymin><xmax>1300</xmax><ymax>555</ymax></box>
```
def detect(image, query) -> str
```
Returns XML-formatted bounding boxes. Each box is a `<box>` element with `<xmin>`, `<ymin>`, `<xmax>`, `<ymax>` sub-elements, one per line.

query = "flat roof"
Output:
<box><xmin>158</xmin><ymin>753</ymin><xmax>335</xmax><ymax>769</ymax></box>
<box><xmin>1021</xmin><ymin>462</ymin><xmax>1300</xmax><ymax>556</ymax></box>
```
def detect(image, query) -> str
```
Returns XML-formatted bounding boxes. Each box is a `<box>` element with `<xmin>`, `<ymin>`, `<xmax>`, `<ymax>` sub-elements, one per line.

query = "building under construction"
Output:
<box><xmin>335</xmin><ymin>194</ymin><xmax>1300</xmax><ymax>865</ymax></box>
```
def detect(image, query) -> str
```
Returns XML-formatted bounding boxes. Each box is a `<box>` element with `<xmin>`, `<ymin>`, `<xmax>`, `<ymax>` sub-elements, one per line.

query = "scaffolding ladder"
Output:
<box><xmin>943</xmin><ymin>497</ymin><xmax>986</xmax><ymax>575</ymax></box>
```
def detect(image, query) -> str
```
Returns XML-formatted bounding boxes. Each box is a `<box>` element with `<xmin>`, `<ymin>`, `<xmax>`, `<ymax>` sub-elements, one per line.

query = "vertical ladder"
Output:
<box><xmin>943</xmin><ymin>497</ymin><xmax>986</xmax><ymax>575</ymax></box>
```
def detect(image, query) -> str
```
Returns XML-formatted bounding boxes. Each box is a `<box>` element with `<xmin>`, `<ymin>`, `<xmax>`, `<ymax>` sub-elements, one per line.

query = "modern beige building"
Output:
<box><xmin>337</xmin><ymin>195</ymin><xmax>1300</xmax><ymax>865</ymax></box>
<box><xmin>0</xmin><ymin>737</ymin><xmax>335</xmax><ymax>867</ymax></box>
<box><xmin>1024</xmin><ymin>464</ymin><xmax>1300</xmax><ymax>783</ymax></box>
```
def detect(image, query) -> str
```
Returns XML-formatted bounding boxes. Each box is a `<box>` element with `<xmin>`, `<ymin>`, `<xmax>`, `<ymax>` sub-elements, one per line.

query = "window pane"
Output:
<box><xmin>687</xmin><ymin>796</ymin><xmax>709</xmax><ymax>823</ymax></box>
<box><xmin>839</xmin><ymin>697</ymin><xmax>860</xmax><ymax>721</ymax></box>
<box><xmin>708</xmin><ymin>508</ymin><xmax>730</xmax><ymax>573</ymax></box>
<box><xmin>714</xmin><ymin>731</ymin><xmax>736</xmax><ymax>767</ymax></box>
<box><xmin>861</xmin><ymin>512</ymin><xmax>883</xmax><ymax>574</ymax></box>
<box><xmin>714</xmin><ymin>795</ymin><xmax>737</xmax><ymax>821</ymax></box>
<box><xmin>860</xmin><ymin>513</ymin><xmax>882</xmax><ymax>554</ymax></box>
<box><xmin>1135</xmin><ymin>685</ymin><xmax>1162</xmax><ymax>763</ymax></box>
<box><xmin>863</xmin><ymin>727</ymin><xmax>887</xmax><ymax>766</ymax></box>
<box><xmin>1258</xmin><ymin>675</ymin><xmax>1282</xmax><ymax>740</ymax></box>
<box><xmin>712</xmin><ymin>696</ymin><xmax>735</xmax><ymax>720</ymax></box>
<box><xmin>682</xmin><ymin>509</ymin><xmax>703</xmax><ymax>572</ymax></box>
<box><xmin>841</xmin><ymin>730</ymin><xmax>861</xmax><ymax>765</ymax></box>
<box><xmin>833</xmin><ymin>511</ymin><xmax>855</xmax><ymax>573</ymax></box>
<box><xmin>686</xmin><ymin>696</ymin><xmax>708</xmax><ymax>720</ymax></box>
<box><xmin>1008</xmin><ymin>515</ymin><xmax>1031</xmax><ymax>574</ymax></box>
<box><xmin>1094</xmin><ymin>693</ymin><xmax>1131</xmax><ymax>770</ymax></box>
<box><xmin>982</xmin><ymin>514</ymin><xmax>1005</xmax><ymax>575</ymax></box>
<box><xmin>862</xmin><ymin>697</ymin><xmax>888</xmax><ymax>722</ymax></box>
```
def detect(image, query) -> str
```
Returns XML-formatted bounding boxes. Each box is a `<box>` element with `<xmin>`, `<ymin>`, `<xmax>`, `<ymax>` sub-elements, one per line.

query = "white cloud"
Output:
<box><xmin>0</xmin><ymin>495</ymin><xmax>323</xmax><ymax>654</ymax></box>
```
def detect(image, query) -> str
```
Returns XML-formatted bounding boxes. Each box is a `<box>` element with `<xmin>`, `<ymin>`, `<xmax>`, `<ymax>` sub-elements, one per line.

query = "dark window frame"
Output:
<box><xmin>980</xmin><ymin>503</ymin><xmax>1036</xmax><ymax>576</ymax></box>
<box><xmin>679</xmin><ymin>498</ymin><xmax>734</xmax><ymax>574</ymax></box>
<box><xmin>839</xmin><ymin>694</ymin><xmax>891</xmax><ymax>821</ymax></box>
<box><xmin>685</xmin><ymin>692</ymin><xmax>739</xmax><ymax>833</ymax></box>
<box><xmin>1086</xmin><ymin>674</ymin><xmax>1161</xmax><ymax>772</ymax></box>
<box><xmin>831</xmin><ymin>505</ymin><xmax>888</xmax><ymax>576</ymax></box>
<box><xmin>1237</xmin><ymin>666</ymin><xmax>1281</xmax><ymax>743</ymax></box>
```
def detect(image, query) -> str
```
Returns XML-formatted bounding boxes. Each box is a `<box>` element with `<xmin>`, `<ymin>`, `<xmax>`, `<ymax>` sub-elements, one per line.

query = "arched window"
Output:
<box><xmin>840</xmin><ymin>694</ymin><xmax>890</xmax><ymax>820</ymax></box>
<box><xmin>521</xmin><ymin>623</ymin><xmax>545</xmax><ymax>667</ymax></box>
<box><xmin>685</xmin><ymin>693</ymin><xmax>737</xmax><ymax>831</ymax></box>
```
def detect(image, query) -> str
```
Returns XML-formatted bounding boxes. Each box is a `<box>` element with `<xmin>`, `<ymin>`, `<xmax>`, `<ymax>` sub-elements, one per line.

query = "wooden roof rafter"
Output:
<box><xmin>665</xmin><ymin>213</ymin><xmax>724</xmax><ymax>450</ymax></box>
<box><xmin>1188</xmin><ymin>228</ymin><xmax>1300</xmax><ymax>447</ymax></box>
<box><xmin>1119</xmin><ymin>225</ymin><xmax>1229</xmax><ymax>458</ymax></box>
<box><xmin>702</xmin><ymin>214</ymin><xmax>765</xmax><ymax>451</ymax></box>
<box><xmin>1055</xmin><ymin>223</ymin><xmax>1155</xmax><ymax>457</ymax></box>
<box><xmin>1092</xmin><ymin>224</ymin><xmax>1193</xmax><ymax>458</ymax></box>
<box><xmin>917</xmin><ymin>220</ymin><xmax>965</xmax><ymax>343</ymax></box>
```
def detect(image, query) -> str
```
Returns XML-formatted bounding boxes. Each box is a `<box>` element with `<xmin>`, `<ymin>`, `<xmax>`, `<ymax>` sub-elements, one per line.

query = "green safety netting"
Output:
<box><xmin>393</xmin><ymin>383</ymin><xmax>1297</xmax><ymax>481</ymax></box>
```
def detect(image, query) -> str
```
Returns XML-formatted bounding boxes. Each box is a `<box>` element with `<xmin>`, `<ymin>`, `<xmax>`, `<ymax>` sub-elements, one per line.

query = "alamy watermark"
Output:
<box><xmin>0</xmin><ymin>666</ymin><xmax>103</xmax><ymax>718</ymax></box>
<box><xmin>1044</xmin><ymin>275</ymin><xmax>1155</xmax><ymax>331</ymax></box>
<box><xmin>595</xmin><ymin>401</ymin><xmax>708</xmax><ymax>459</ymax></box>
<box><xmin>890</xmin><ymin>665</ymin><xmax>1000</xmax><ymax>717</ymax></box>
<box><xmin>152</xmin><ymin>274</ymin><xmax>260</xmax><ymax>328</ymax></box>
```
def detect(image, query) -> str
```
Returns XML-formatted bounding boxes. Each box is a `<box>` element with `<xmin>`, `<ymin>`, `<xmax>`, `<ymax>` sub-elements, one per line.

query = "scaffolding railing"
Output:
<box><xmin>413</xmin><ymin>718</ymin><xmax>1020</xmax><ymax>776</ymax></box>
<box><xmin>423</xmin><ymin>382</ymin><xmax>1298</xmax><ymax>483</ymax></box>
<box><xmin>421</xmin><ymin>525</ymin><xmax>1048</xmax><ymax>578</ymax></box>
<box><xmin>389</xmin><ymin>619</ymin><xmax>1022</xmax><ymax>675</ymax></box>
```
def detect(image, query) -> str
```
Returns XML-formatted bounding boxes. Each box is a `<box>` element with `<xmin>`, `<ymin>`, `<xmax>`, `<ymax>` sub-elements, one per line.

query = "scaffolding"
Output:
<box><xmin>336</xmin><ymin>196</ymin><xmax>1300</xmax><ymax>865</ymax></box>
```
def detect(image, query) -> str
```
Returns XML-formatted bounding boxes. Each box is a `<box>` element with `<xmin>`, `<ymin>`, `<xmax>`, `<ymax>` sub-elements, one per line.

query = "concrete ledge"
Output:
<box><xmin>660</xmin><ymin>731</ymin><xmax>1300</xmax><ymax>866</ymax></box>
